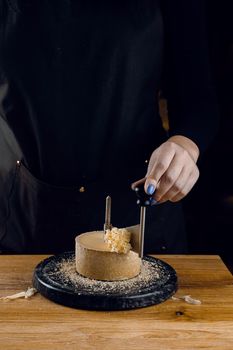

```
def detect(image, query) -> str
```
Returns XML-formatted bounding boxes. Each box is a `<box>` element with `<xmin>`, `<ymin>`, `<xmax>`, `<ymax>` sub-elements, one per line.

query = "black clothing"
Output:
<box><xmin>162</xmin><ymin>0</ymin><xmax>219</xmax><ymax>152</ymax></box>
<box><xmin>0</xmin><ymin>0</ymin><xmax>165</xmax><ymax>185</ymax></box>
<box><xmin>0</xmin><ymin>1</ymin><xmax>217</xmax><ymax>253</ymax></box>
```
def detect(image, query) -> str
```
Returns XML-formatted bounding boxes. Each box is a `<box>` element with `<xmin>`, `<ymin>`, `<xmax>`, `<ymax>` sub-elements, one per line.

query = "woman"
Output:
<box><xmin>0</xmin><ymin>0</ymin><xmax>218</xmax><ymax>254</ymax></box>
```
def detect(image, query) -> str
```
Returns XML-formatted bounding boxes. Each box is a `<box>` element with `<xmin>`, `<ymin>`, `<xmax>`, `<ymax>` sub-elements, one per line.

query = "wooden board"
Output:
<box><xmin>0</xmin><ymin>255</ymin><xmax>233</xmax><ymax>349</ymax></box>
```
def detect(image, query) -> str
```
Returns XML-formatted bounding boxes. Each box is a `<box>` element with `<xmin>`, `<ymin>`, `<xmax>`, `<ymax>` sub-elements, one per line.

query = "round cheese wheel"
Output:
<box><xmin>75</xmin><ymin>231</ymin><xmax>141</xmax><ymax>281</ymax></box>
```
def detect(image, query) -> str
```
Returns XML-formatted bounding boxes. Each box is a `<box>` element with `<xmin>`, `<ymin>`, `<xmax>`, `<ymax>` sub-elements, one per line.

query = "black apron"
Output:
<box><xmin>0</xmin><ymin>0</ymin><xmax>187</xmax><ymax>254</ymax></box>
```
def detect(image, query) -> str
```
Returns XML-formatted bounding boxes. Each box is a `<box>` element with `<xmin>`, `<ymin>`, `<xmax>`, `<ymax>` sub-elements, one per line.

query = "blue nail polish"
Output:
<box><xmin>147</xmin><ymin>184</ymin><xmax>155</xmax><ymax>195</ymax></box>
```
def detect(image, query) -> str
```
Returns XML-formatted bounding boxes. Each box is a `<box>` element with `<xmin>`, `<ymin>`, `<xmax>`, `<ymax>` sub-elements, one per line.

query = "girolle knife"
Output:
<box><xmin>133</xmin><ymin>183</ymin><xmax>155</xmax><ymax>258</ymax></box>
<box><xmin>103</xmin><ymin>191</ymin><xmax>154</xmax><ymax>258</ymax></box>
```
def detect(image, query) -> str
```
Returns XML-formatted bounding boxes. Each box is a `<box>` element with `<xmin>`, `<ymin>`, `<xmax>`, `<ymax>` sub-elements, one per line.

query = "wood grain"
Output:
<box><xmin>0</xmin><ymin>255</ymin><xmax>233</xmax><ymax>350</ymax></box>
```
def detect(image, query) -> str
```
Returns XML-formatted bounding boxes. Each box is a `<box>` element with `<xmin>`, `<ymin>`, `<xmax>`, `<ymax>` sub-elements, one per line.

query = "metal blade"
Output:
<box><xmin>139</xmin><ymin>206</ymin><xmax>146</xmax><ymax>258</ymax></box>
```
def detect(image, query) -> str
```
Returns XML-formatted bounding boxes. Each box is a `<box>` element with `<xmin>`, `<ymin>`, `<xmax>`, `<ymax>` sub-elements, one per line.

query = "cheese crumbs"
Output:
<box><xmin>104</xmin><ymin>227</ymin><xmax>132</xmax><ymax>254</ymax></box>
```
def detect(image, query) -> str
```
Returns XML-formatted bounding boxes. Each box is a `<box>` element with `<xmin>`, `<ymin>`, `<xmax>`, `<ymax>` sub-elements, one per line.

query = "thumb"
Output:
<box><xmin>144</xmin><ymin>176</ymin><xmax>157</xmax><ymax>196</ymax></box>
<box><xmin>131</xmin><ymin>176</ymin><xmax>157</xmax><ymax>196</ymax></box>
<box><xmin>144</xmin><ymin>143</ymin><xmax>176</xmax><ymax>195</ymax></box>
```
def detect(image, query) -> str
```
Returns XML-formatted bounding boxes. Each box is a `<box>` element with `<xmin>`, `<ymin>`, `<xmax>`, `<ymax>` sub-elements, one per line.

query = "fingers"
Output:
<box><xmin>152</xmin><ymin>153</ymin><xmax>184</xmax><ymax>201</ymax></box>
<box><xmin>131</xmin><ymin>141</ymin><xmax>200</xmax><ymax>203</ymax></box>
<box><xmin>158</xmin><ymin>166</ymin><xmax>199</xmax><ymax>203</ymax></box>
<box><xmin>169</xmin><ymin>167</ymin><xmax>200</xmax><ymax>202</ymax></box>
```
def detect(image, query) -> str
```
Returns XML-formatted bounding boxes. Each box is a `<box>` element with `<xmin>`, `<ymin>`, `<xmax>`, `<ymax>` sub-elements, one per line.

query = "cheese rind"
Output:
<box><xmin>75</xmin><ymin>231</ymin><xmax>141</xmax><ymax>281</ymax></box>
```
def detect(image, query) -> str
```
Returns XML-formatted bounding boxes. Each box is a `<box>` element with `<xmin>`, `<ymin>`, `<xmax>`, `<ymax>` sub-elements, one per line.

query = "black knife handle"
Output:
<box><xmin>133</xmin><ymin>182</ymin><xmax>155</xmax><ymax>207</ymax></box>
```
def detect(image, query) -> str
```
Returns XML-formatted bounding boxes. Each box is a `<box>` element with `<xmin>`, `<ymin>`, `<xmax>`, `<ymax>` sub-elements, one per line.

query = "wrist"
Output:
<box><xmin>167</xmin><ymin>135</ymin><xmax>200</xmax><ymax>162</ymax></box>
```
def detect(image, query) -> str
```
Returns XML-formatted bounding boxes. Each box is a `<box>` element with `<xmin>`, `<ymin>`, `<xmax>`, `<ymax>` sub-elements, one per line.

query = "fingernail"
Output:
<box><xmin>151</xmin><ymin>199</ymin><xmax>158</xmax><ymax>206</ymax></box>
<box><xmin>147</xmin><ymin>184</ymin><xmax>155</xmax><ymax>195</ymax></box>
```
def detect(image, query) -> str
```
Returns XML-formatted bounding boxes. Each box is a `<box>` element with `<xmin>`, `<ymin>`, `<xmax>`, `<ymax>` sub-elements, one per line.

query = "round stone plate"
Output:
<box><xmin>33</xmin><ymin>252</ymin><xmax>178</xmax><ymax>311</ymax></box>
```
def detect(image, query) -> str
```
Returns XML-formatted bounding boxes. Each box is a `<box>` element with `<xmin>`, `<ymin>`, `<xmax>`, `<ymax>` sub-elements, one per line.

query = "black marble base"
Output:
<box><xmin>33</xmin><ymin>252</ymin><xmax>178</xmax><ymax>311</ymax></box>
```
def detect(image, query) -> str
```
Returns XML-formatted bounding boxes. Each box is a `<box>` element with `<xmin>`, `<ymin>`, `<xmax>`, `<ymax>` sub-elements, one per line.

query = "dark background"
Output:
<box><xmin>183</xmin><ymin>0</ymin><xmax>233</xmax><ymax>271</ymax></box>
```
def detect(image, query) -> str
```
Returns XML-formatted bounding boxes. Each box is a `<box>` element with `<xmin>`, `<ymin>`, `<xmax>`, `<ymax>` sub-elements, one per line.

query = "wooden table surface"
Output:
<box><xmin>0</xmin><ymin>255</ymin><xmax>233</xmax><ymax>350</ymax></box>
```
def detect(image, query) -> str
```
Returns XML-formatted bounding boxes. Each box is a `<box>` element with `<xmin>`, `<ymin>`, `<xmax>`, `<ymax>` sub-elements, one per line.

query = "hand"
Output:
<box><xmin>131</xmin><ymin>135</ymin><xmax>200</xmax><ymax>203</ymax></box>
